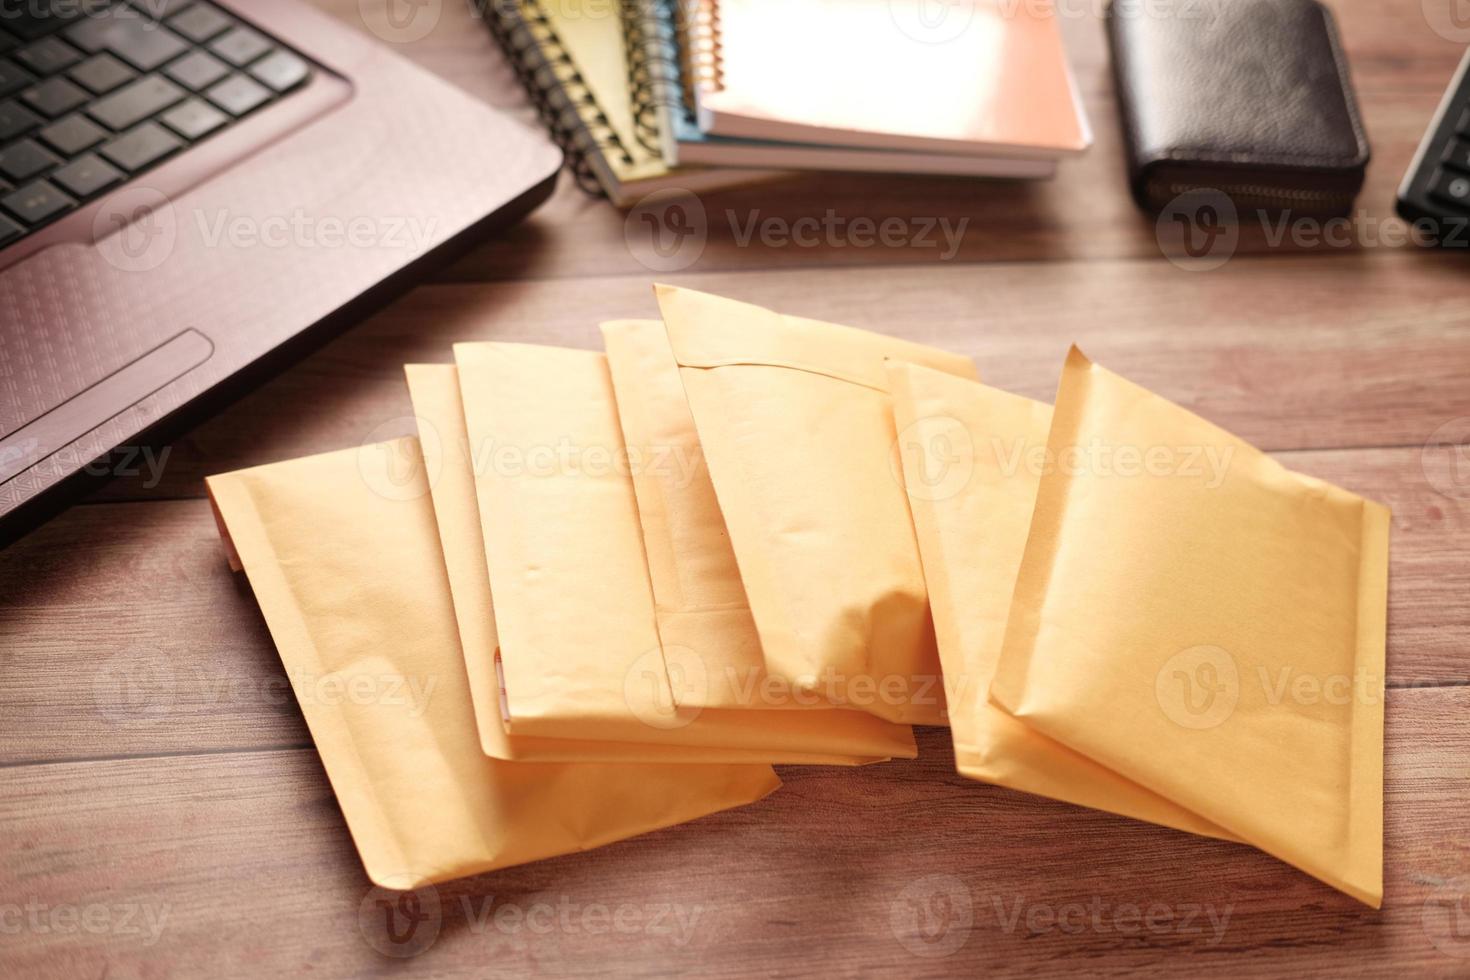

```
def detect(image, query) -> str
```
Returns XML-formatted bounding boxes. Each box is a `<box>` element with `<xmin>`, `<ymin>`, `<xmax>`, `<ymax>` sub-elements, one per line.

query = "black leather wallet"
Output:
<box><xmin>1107</xmin><ymin>0</ymin><xmax>1370</xmax><ymax>216</ymax></box>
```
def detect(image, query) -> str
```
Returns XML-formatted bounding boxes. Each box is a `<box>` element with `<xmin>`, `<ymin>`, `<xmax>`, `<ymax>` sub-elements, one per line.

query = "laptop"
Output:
<box><xmin>0</xmin><ymin>0</ymin><xmax>562</xmax><ymax>545</ymax></box>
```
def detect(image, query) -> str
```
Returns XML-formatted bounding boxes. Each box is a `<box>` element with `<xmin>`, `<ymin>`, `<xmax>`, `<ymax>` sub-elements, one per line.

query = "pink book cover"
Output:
<box><xmin>690</xmin><ymin>0</ymin><xmax>1091</xmax><ymax>158</ymax></box>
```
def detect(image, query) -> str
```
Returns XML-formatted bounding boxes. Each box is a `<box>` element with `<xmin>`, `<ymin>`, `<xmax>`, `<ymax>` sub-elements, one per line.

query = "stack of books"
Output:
<box><xmin>487</xmin><ymin>0</ymin><xmax>1092</xmax><ymax>205</ymax></box>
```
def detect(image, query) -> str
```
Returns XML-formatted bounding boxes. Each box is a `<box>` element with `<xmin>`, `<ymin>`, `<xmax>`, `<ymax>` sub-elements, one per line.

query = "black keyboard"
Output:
<box><xmin>0</xmin><ymin>0</ymin><xmax>312</xmax><ymax>247</ymax></box>
<box><xmin>1397</xmin><ymin>47</ymin><xmax>1470</xmax><ymax>246</ymax></box>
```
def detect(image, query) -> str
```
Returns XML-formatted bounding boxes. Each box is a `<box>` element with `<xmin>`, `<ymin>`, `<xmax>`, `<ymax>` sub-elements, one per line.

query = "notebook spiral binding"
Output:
<box><xmin>483</xmin><ymin>0</ymin><xmax>635</xmax><ymax>198</ymax></box>
<box><xmin>682</xmin><ymin>0</ymin><xmax>726</xmax><ymax>99</ymax></box>
<box><xmin>621</xmin><ymin>0</ymin><xmax>689</xmax><ymax>154</ymax></box>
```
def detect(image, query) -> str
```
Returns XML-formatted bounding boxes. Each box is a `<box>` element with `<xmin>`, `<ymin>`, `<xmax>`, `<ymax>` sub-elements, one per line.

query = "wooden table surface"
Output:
<box><xmin>5</xmin><ymin>0</ymin><xmax>1470</xmax><ymax>976</ymax></box>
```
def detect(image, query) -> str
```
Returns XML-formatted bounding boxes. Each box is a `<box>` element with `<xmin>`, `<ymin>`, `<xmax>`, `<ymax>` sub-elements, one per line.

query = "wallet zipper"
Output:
<box><xmin>1157</xmin><ymin>180</ymin><xmax>1358</xmax><ymax>213</ymax></box>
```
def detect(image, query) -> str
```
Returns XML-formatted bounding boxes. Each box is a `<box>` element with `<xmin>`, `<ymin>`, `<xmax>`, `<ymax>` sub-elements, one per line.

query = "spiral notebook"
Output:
<box><xmin>484</xmin><ymin>0</ymin><xmax>778</xmax><ymax>205</ymax></box>
<box><xmin>682</xmin><ymin>0</ymin><xmax>1090</xmax><ymax>160</ymax></box>
<box><xmin>624</xmin><ymin>0</ymin><xmax>1058</xmax><ymax>177</ymax></box>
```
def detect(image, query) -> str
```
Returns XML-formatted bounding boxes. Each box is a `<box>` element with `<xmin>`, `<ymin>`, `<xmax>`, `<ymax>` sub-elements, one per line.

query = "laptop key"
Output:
<box><xmin>160</xmin><ymin>96</ymin><xmax>226</xmax><ymax>140</ymax></box>
<box><xmin>0</xmin><ymin>99</ymin><xmax>43</xmax><ymax>139</ymax></box>
<box><xmin>15</xmin><ymin>37</ymin><xmax>83</xmax><ymax>75</ymax></box>
<box><xmin>22</xmin><ymin>76</ymin><xmax>89</xmax><ymax>116</ymax></box>
<box><xmin>67</xmin><ymin>16</ymin><xmax>188</xmax><ymax>71</ymax></box>
<box><xmin>0</xmin><ymin>213</ymin><xmax>22</xmax><ymax>246</ymax></box>
<box><xmin>205</xmin><ymin>72</ymin><xmax>268</xmax><ymax>116</ymax></box>
<box><xmin>87</xmin><ymin>73</ymin><xmax>184</xmax><ymax>130</ymax></box>
<box><xmin>209</xmin><ymin>26</ymin><xmax>270</xmax><ymax>67</ymax></box>
<box><xmin>0</xmin><ymin>29</ymin><xmax>17</xmax><ymax>55</ymax></box>
<box><xmin>50</xmin><ymin>152</ymin><xmax>123</xmax><ymax>197</ymax></box>
<box><xmin>248</xmin><ymin>50</ymin><xmax>308</xmax><ymax>93</ymax></box>
<box><xmin>0</xmin><ymin>138</ymin><xmax>61</xmax><ymax>181</ymax></box>
<box><xmin>163</xmin><ymin>49</ymin><xmax>227</xmax><ymax>91</ymax></box>
<box><xmin>0</xmin><ymin>57</ymin><xmax>35</xmax><ymax>98</ymax></box>
<box><xmin>100</xmin><ymin>120</ymin><xmax>181</xmax><ymax>171</ymax></box>
<box><xmin>168</xmin><ymin>3</ymin><xmax>233</xmax><ymax>43</ymax></box>
<box><xmin>2</xmin><ymin>178</ymin><xmax>74</xmax><ymax>225</ymax></box>
<box><xmin>39</xmin><ymin>112</ymin><xmax>107</xmax><ymax>154</ymax></box>
<box><xmin>69</xmin><ymin>52</ymin><xmax>135</xmax><ymax>93</ymax></box>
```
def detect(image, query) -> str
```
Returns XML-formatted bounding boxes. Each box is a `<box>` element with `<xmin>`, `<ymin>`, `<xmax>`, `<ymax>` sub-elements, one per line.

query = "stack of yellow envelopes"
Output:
<box><xmin>207</xmin><ymin>285</ymin><xmax>1389</xmax><ymax>907</ymax></box>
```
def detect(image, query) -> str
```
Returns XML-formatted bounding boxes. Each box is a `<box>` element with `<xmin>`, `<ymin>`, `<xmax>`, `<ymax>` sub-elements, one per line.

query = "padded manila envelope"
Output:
<box><xmin>654</xmin><ymin>284</ymin><xmax>978</xmax><ymax>726</ymax></box>
<box><xmin>989</xmin><ymin>348</ymin><xmax>1390</xmax><ymax>907</ymax></box>
<box><xmin>603</xmin><ymin>318</ymin><xmax>846</xmax><ymax>712</ymax></box>
<box><xmin>887</xmin><ymin>361</ymin><xmax>1229</xmax><ymax>840</ymax></box>
<box><xmin>405</xmin><ymin>363</ymin><xmax>832</xmax><ymax>763</ymax></box>
<box><xmin>451</xmin><ymin>342</ymin><xmax>916</xmax><ymax>763</ymax></box>
<box><xmin>205</xmin><ymin>441</ymin><xmax>780</xmax><ymax>889</ymax></box>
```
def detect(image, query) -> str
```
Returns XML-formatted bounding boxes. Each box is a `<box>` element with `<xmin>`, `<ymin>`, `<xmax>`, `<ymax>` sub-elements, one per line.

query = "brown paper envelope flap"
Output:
<box><xmin>887</xmin><ymin>360</ymin><xmax>1234</xmax><ymax>842</ymax></box>
<box><xmin>989</xmin><ymin>348</ymin><xmax>1388</xmax><ymax>906</ymax></box>
<box><xmin>452</xmin><ymin>342</ymin><xmax>917</xmax><ymax>761</ymax></box>
<box><xmin>655</xmin><ymin>283</ymin><xmax>978</xmax><ymax>390</ymax></box>
<box><xmin>206</xmin><ymin>441</ymin><xmax>780</xmax><ymax>887</ymax></box>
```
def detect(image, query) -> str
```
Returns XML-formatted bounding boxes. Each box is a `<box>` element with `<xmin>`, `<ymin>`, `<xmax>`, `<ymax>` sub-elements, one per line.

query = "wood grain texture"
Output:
<box><xmin>76</xmin><ymin>252</ymin><xmax>1470</xmax><ymax>504</ymax></box>
<box><xmin>1</xmin><ymin>703</ymin><xmax>1468</xmax><ymax>980</ymax></box>
<box><xmin>3</xmin><ymin>0</ymin><xmax>1468</xmax><ymax>976</ymax></box>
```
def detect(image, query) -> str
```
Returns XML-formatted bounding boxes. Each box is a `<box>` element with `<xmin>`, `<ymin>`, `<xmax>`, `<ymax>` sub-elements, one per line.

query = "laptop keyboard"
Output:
<box><xmin>0</xmin><ymin>0</ymin><xmax>312</xmax><ymax>247</ymax></box>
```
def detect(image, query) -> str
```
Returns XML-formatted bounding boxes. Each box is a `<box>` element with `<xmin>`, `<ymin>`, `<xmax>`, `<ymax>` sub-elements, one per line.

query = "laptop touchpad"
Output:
<box><xmin>0</xmin><ymin>330</ymin><xmax>214</xmax><ymax>485</ymax></box>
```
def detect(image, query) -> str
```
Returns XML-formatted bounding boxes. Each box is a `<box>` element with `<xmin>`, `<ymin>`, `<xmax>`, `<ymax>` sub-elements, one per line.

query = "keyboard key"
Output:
<box><xmin>159</xmin><ymin>95</ymin><xmax>224</xmax><ymax>139</ymax></box>
<box><xmin>100</xmin><ymin>119</ymin><xmax>180</xmax><ymax>171</ymax></box>
<box><xmin>87</xmin><ymin>73</ymin><xmax>183</xmax><ymax>129</ymax></box>
<box><xmin>168</xmin><ymin>3</ymin><xmax>232</xmax><ymax>42</ymax></box>
<box><xmin>50</xmin><ymin>152</ymin><xmax>123</xmax><ymax>197</ymax></box>
<box><xmin>0</xmin><ymin>138</ymin><xmax>60</xmax><ymax>180</ymax></box>
<box><xmin>0</xmin><ymin>28</ymin><xmax>17</xmax><ymax>54</ymax></box>
<box><xmin>163</xmin><ymin>48</ymin><xmax>226</xmax><ymax>90</ymax></box>
<box><xmin>0</xmin><ymin>213</ymin><xmax>22</xmax><ymax>246</ymax></box>
<box><xmin>69</xmin><ymin>52</ymin><xmax>135</xmax><ymax>93</ymax></box>
<box><xmin>39</xmin><ymin>112</ymin><xmax>106</xmax><ymax>154</ymax></box>
<box><xmin>1430</xmin><ymin>168</ymin><xmax>1470</xmax><ymax>210</ymax></box>
<box><xmin>132</xmin><ymin>0</ymin><xmax>196</xmax><ymax>19</ymax></box>
<box><xmin>1443</xmin><ymin>137</ymin><xmax>1470</xmax><ymax>174</ymax></box>
<box><xmin>0</xmin><ymin>98</ymin><xmax>42</xmax><ymax>139</ymax></box>
<box><xmin>0</xmin><ymin>57</ymin><xmax>35</xmax><ymax>97</ymax></box>
<box><xmin>22</xmin><ymin>76</ymin><xmax>88</xmax><ymax>116</ymax></box>
<box><xmin>208</xmin><ymin>26</ymin><xmax>270</xmax><ymax>67</ymax></box>
<box><xmin>15</xmin><ymin>36</ymin><xmax>82</xmax><ymax>75</ymax></box>
<box><xmin>2</xmin><ymin>178</ymin><xmax>73</xmax><ymax>225</ymax></box>
<box><xmin>205</xmin><ymin>71</ymin><xmax>267</xmax><ymax>116</ymax></box>
<box><xmin>66</xmin><ymin>15</ymin><xmax>187</xmax><ymax>71</ymax></box>
<box><xmin>7</xmin><ymin>4</ymin><xmax>76</xmax><ymax>42</ymax></box>
<box><xmin>247</xmin><ymin>49</ymin><xmax>308</xmax><ymax>93</ymax></box>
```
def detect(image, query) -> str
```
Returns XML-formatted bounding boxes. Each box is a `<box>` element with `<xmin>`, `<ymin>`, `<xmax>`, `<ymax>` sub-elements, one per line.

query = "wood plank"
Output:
<box><xmin>76</xmin><ymin>251</ymin><xmax>1470</xmax><ymax>506</ymax></box>
<box><xmin>1</xmin><ymin>439</ymin><xmax>1464</xmax><ymax>768</ymax></box>
<box><xmin>1</xmin><ymin>696</ymin><xmax>1467</xmax><ymax>979</ymax></box>
<box><xmin>304</xmin><ymin>0</ymin><xmax>1470</xmax><ymax>280</ymax></box>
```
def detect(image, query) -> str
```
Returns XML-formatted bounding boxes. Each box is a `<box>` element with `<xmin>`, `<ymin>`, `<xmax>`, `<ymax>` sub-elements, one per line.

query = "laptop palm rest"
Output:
<box><xmin>0</xmin><ymin>330</ymin><xmax>215</xmax><ymax>485</ymax></box>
